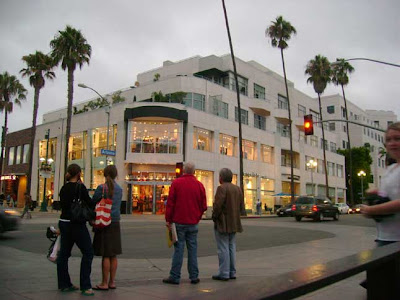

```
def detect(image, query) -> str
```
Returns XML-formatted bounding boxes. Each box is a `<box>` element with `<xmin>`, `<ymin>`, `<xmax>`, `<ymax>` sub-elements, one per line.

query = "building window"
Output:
<box><xmin>261</xmin><ymin>178</ymin><xmax>275</xmax><ymax>210</ymax></box>
<box><xmin>298</xmin><ymin>104</ymin><xmax>306</xmax><ymax>117</ymax></box>
<box><xmin>254</xmin><ymin>114</ymin><xmax>266</xmax><ymax>130</ymax></box>
<box><xmin>193</xmin><ymin>127</ymin><xmax>212</xmax><ymax>151</ymax></box>
<box><xmin>320</xmin><ymin>139</ymin><xmax>328</xmax><ymax>150</ymax></box>
<box><xmin>278</xmin><ymin>94</ymin><xmax>288</xmax><ymax>110</ymax></box>
<box><xmin>219</xmin><ymin>134</ymin><xmax>235</xmax><ymax>156</ymax></box>
<box><xmin>317</xmin><ymin>159</ymin><xmax>325</xmax><ymax>174</ymax></box>
<box><xmin>341</xmin><ymin>107</ymin><xmax>346</xmax><ymax>118</ymax></box>
<box><xmin>328</xmin><ymin>162</ymin><xmax>335</xmax><ymax>176</ymax></box>
<box><xmin>310</xmin><ymin>110</ymin><xmax>321</xmax><ymax>127</ymax></box>
<box><xmin>337</xmin><ymin>164</ymin><xmax>343</xmax><ymax>178</ymax></box>
<box><xmin>327</xmin><ymin>105</ymin><xmax>335</xmax><ymax>114</ymax></box>
<box><xmin>195</xmin><ymin>170</ymin><xmax>214</xmax><ymax>207</ymax></box>
<box><xmin>277</xmin><ymin>122</ymin><xmax>290</xmax><ymax>138</ymax></box>
<box><xmin>69</xmin><ymin>132</ymin><xmax>87</xmax><ymax>161</ymax></box>
<box><xmin>183</xmin><ymin>92</ymin><xmax>205</xmax><ymax>111</ymax></box>
<box><xmin>370</xmin><ymin>175</ymin><xmax>374</xmax><ymax>183</ymax></box>
<box><xmin>210</xmin><ymin>95</ymin><xmax>228</xmax><ymax>119</ymax></box>
<box><xmin>329</xmin><ymin>122</ymin><xmax>335</xmax><ymax>131</ymax></box>
<box><xmin>281</xmin><ymin>149</ymin><xmax>297</xmax><ymax>168</ymax></box>
<box><xmin>254</xmin><ymin>83</ymin><xmax>265</xmax><ymax>99</ymax></box>
<box><xmin>244</xmin><ymin>175</ymin><xmax>257</xmax><ymax>211</ymax></box>
<box><xmin>242</xmin><ymin>140</ymin><xmax>256</xmax><ymax>160</ymax></box>
<box><xmin>129</xmin><ymin>121</ymin><xmax>182</xmax><ymax>154</ymax></box>
<box><xmin>8</xmin><ymin>147</ymin><xmax>15</xmax><ymax>165</ymax></box>
<box><xmin>261</xmin><ymin>145</ymin><xmax>273</xmax><ymax>163</ymax></box>
<box><xmin>15</xmin><ymin>145</ymin><xmax>22</xmax><ymax>164</ymax></box>
<box><xmin>235</xmin><ymin>107</ymin><xmax>249</xmax><ymax>125</ymax></box>
<box><xmin>230</xmin><ymin>73</ymin><xmax>248</xmax><ymax>96</ymax></box>
<box><xmin>330</xmin><ymin>142</ymin><xmax>337</xmax><ymax>153</ymax></box>
<box><xmin>22</xmin><ymin>144</ymin><xmax>29</xmax><ymax>164</ymax></box>
<box><xmin>310</xmin><ymin>136</ymin><xmax>318</xmax><ymax>147</ymax></box>
<box><xmin>342</xmin><ymin>140</ymin><xmax>347</xmax><ymax>149</ymax></box>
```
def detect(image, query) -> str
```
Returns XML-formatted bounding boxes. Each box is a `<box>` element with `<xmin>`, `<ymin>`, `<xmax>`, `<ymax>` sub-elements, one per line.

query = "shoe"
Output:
<box><xmin>60</xmin><ymin>285</ymin><xmax>79</xmax><ymax>292</ymax></box>
<box><xmin>93</xmin><ymin>285</ymin><xmax>108</xmax><ymax>291</ymax></box>
<box><xmin>230</xmin><ymin>276</ymin><xmax>236</xmax><ymax>280</ymax></box>
<box><xmin>108</xmin><ymin>285</ymin><xmax>116</xmax><ymax>289</ymax></box>
<box><xmin>360</xmin><ymin>280</ymin><xmax>367</xmax><ymax>289</ymax></box>
<box><xmin>212</xmin><ymin>275</ymin><xmax>229</xmax><ymax>281</ymax></box>
<box><xmin>163</xmin><ymin>277</ymin><xmax>179</xmax><ymax>285</ymax></box>
<box><xmin>81</xmin><ymin>289</ymin><xmax>95</xmax><ymax>296</ymax></box>
<box><xmin>190</xmin><ymin>278</ymin><xmax>200</xmax><ymax>284</ymax></box>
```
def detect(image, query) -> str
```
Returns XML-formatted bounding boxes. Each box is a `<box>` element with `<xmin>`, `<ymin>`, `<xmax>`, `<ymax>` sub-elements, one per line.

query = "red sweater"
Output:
<box><xmin>165</xmin><ymin>174</ymin><xmax>207</xmax><ymax>224</ymax></box>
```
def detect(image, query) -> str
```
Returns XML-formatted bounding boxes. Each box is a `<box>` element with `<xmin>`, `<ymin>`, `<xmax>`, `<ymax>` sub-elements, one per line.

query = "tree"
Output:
<box><xmin>20</xmin><ymin>51</ymin><xmax>55</xmax><ymax>195</ymax></box>
<box><xmin>305</xmin><ymin>55</ymin><xmax>332</xmax><ymax>198</ymax></box>
<box><xmin>50</xmin><ymin>25</ymin><xmax>91</xmax><ymax>179</ymax></box>
<box><xmin>332</xmin><ymin>58</ymin><xmax>355</xmax><ymax>205</ymax></box>
<box><xmin>0</xmin><ymin>72</ymin><xmax>27</xmax><ymax>179</ymax></box>
<box><xmin>266</xmin><ymin>16</ymin><xmax>297</xmax><ymax>203</ymax></box>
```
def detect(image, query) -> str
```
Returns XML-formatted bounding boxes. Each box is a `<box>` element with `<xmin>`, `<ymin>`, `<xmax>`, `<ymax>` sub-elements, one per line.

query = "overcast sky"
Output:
<box><xmin>1</xmin><ymin>0</ymin><xmax>399</xmax><ymax>135</ymax></box>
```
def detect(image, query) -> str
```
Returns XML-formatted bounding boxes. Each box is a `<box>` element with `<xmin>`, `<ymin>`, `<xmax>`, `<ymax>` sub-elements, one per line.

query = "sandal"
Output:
<box><xmin>60</xmin><ymin>285</ymin><xmax>79</xmax><ymax>292</ymax></box>
<box><xmin>81</xmin><ymin>289</ymin><xmax>95</xmax><ymax>296</ymax></box>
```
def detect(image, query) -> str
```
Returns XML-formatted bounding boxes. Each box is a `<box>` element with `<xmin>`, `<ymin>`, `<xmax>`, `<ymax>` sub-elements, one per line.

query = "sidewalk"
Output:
<box><xmin>1</xmin><ymin>211</ymin><xmax>371</xmax><ymax>299</ymax></box>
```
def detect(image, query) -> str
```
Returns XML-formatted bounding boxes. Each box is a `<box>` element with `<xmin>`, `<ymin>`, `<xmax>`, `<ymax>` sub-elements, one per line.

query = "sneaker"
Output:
<box><xmin>190</xmin><ymin>278</ymin><xmax>200</xmax><ymax>284</ymax></box>
<box><xmin>162</xmin><ymin>277</ymin><xmax>179</xmax><ymax>285</ymax></box>
<box><xmin>230</xmin><ymin>276</ymin><xmax>236</xmax><ymax>280</ymax></box>
<box><xmin>212</xmin><ymin>275</ymin><xmax>229</xmax><ymax>281</ymax></box>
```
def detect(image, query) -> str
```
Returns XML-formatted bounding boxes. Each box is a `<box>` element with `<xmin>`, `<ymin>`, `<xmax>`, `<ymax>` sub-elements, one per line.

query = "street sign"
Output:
<box><xmin>101</xmin><ymin>149</ymin><xmax>116</xmax><ymax>156</ymax></box>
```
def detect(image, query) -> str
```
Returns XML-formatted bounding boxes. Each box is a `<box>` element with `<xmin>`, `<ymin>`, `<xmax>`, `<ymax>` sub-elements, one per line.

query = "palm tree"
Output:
<box><xmin>50</xmin><ymin>25</ymin><xmax>91</xmax><ymax>179</ymax></box>
<box><xmin>332</xmin><ymin>58</ymin><xmax>355</xmax><ymax>205</ymax></box>
<box><xmin>20</xmin><ymin>51</ymin><xmax>56</xmax><ymax>195</ymax></box>
<box><xmin>0</xmin><ymin>72</ymin><xmax>27</xmax><ymax>179</ymax></box>
<box><xmin>305</xmin><ymin>55</ymin><xmax>332</xmax><ymax>198</ymax></box>
<box><xmin>266</xmin><ymin>16</ymin><xmax>297</xmax><ymax>203</ymax></box>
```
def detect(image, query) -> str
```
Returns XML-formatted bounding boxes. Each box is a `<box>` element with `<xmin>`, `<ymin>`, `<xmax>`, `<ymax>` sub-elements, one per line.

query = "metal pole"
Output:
<box><xmin>311</xmin><ymin>168</ymin><xmax>314</xmax><ymax>196</ymax></box>
<box><xmin>40</xmin><ymin>129</ymin><xmax>50</xmax><ymax>212</ymax></box>
<box><xmin>361</xmin><ymin>176</ymin><xmax>364</xmax><ymax>201</ymax></box>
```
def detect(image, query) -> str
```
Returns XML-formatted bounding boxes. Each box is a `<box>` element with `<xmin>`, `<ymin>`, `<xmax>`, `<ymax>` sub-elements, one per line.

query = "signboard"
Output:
<box><xmin>1</xmin><ymin>175</ymin><xmax>17</xmax><ymax>180</ymax></box>
<box><xmin>101</xmin><ymin>149</ymin><xmax>116</xmax><ymax>156</ymax></box>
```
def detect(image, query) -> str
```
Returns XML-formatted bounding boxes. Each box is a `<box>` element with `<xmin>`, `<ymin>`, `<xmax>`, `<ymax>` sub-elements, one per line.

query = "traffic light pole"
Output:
<box><xmin>313</xmin><ymin>119</ymin><xmax>386</xmax><ymax>133</ymax></box>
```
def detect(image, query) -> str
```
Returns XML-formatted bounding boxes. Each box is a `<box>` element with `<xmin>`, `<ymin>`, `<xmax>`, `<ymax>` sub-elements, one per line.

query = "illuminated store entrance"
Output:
<box><xmin>131</xmin><ymin>183</ymin><xmax>171</xmax><ymax>214</ymax></box>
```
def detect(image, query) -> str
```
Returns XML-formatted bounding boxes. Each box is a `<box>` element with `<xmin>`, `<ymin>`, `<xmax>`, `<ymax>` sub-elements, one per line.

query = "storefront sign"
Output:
<box><xmin>1</xmin><ymin>175</ymin><xmax>17</xmax><ymax>180</ymax></box>
<box><xmin>101</xmin><ymin>149</ymin><xmax>116</xmax><ymax>156</ymax></box>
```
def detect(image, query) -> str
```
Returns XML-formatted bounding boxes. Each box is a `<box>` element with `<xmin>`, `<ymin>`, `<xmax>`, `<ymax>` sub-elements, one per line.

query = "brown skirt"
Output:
<box><xmin>93</xmin><ymin>222</ymin><xmax>122</xmax><ymax>257</ymax></box>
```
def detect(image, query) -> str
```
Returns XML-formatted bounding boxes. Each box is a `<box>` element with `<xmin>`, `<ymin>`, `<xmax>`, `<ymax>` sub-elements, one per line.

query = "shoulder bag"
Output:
<box><xmin>93</xmin><ymin>184</ymin><xmax>113</xmax><ymax>229</ymax></box>
<box><xmin>70</xmin><ymin>183</ymin><xmax>95</xmax><ymax>223</ymax></box>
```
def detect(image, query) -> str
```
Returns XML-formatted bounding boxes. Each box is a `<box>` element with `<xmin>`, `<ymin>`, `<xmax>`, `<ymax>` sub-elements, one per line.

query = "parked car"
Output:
<box><xmin>276</xmin><ymin>204</ymin><xmax>293</xmax><ymax>217</ymax></box>
<box><xmin>291</xmin><ymin>196</ymin><xmax>340</xmax><ymax>222</ymax></box>
<box><xmin>0</xmin><ymin>208</ymin><xmax>20</xmax><ymax>234</ymax></box>
<box><xmin>334</xmin><ymin>203</ymin><xmax>350</xmax><ymax>214</ymax></box>
<box><xmin>349</xmin><ymin>204</ymin><xmax>362</xmax><ymax>214</ymax></box>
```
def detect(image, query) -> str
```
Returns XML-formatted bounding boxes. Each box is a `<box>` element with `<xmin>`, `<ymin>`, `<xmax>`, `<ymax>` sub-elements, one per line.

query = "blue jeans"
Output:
<box><xmin>169</xmin><ymin>224</ymin><xmax>199</xmax><ymax>282</ymax></box>
<box><xmin>57</xmin><ymin>221</ymin><xmax>94</xmax><ymax>290</ymax></box>
<box><xmin>214</xmin><ymin>229</ymin><xmax>236</xmax><ymax>279</ymax></box>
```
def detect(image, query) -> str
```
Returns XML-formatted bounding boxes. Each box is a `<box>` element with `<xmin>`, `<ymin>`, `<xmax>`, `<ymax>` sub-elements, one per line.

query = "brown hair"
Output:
<box><xmin>386</xmin><ymin>122</ymin><xmax>400</xmax><ymax>133</ymax></box>
<box><xmin>104</xmin><ymin>165</ymin><xmax>117</xmax><ymax>198</ymax></box>
<box><xmin>65</xmin><ymin>164</ymin><xmax>81</xmax><ymax>182</ymax></box>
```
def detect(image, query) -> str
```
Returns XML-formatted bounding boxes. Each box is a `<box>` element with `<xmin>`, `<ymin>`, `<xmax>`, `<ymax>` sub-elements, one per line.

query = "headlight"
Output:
<box><xmin>4</xmin><ymin>209</ymin><xmax>20</xmax><ymax>216</ymax></box>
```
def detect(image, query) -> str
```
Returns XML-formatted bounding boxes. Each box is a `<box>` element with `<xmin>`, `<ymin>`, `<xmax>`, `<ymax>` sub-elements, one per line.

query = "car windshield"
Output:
<box><xmin>295</xmin><ymin>197</ymin><xmax>313</xmax><ymax>204</ymax></box>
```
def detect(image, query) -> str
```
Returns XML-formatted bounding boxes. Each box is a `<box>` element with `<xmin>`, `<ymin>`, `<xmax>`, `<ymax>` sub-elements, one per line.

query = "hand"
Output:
<box><xmin>166</xmin><ymin>222</ymin><xmax>171</xmax><ymax>230</ymax></box>
<box><xmin>360</xmin><ymin>204</ymin><xmax>373</xmax><ymax>218</ymax></box>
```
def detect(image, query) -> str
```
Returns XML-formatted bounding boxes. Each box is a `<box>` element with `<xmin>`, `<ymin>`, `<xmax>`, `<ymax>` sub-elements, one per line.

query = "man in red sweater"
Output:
<box><xmin>163</xmin><ymin>162</ymin><xmax>207</xmax><ymax>285</ymax></box>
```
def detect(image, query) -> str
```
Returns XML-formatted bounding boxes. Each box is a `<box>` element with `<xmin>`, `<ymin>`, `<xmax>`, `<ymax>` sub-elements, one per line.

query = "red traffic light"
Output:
<box><xmin>175</xmin><ymin>162</ymin><xmax>183</xmax><ymax>178</ymax></box>
<box><xmin>304</xmin><ymin>114</ymin><xmax>314</xmax><ymax>136</ymax></box>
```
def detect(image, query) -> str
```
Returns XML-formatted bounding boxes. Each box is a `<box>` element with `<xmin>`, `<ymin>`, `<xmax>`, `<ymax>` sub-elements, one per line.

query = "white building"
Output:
<box><xmin>29</xmin><ymin>54</ymin><xmax>350</xmax><ymax>214</ymax></box>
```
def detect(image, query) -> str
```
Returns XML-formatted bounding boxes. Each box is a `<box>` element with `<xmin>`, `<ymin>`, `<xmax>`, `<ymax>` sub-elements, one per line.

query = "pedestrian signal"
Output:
<box><xmin>304</xmin><ymin>114</ymin><xmax>314</xmax><ymax>136</ymax></box>
<box><xmin>175</xmin><ymin>162</ymin><xmax>183</xmax><ymax>178</ymax></box>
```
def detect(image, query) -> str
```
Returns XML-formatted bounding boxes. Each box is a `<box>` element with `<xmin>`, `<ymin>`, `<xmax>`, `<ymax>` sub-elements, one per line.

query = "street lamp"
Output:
<box><xmin>357</xmin><ymin>170</ymin><xmax>367</xmax><ymax>201</ymax></box>
<box><xmin>307</xmin><ymin>159</ymin><xmax>318</xmax><ymax>196</ymax></box>
<box><xmin>331</xmin><ymin>58</ymin><xmax>400</xmax><ymax>68</ymax></box>
<box><xmin>78</xmin><ymin>83</ymin><xmax>112</xmax><ymax>165</ymax></box>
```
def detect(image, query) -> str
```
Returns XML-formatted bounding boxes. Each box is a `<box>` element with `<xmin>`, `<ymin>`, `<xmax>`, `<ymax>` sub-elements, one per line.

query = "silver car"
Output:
<box><xmin>334</xmin><ymin>203</ymin><xmax>350</xmax><ymax>214</ymax></box>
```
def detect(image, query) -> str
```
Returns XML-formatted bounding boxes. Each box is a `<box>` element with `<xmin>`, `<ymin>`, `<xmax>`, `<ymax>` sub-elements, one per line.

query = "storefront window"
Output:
<box><xmin>195</xmin><ymin>170</ymin><xmax>214</xmax><ymax>207</ymax></box>
<box><xmin>244</xmin><ymin>175</ymin><xmax>257</xmax><ymax>211</ymax></box>
<box><xmin>92</xmin><ymin>168</ymin><xmax>104</xmax><ymax>188</ymax></box>
<box><xmin>193</xmin><ymin>127</ymin><xmax>212</xmax><ymax>151</ymax></box>
<box><xmin>22</xmin><ymin>144</ymin><xmax>29</xmax><ymax>164</ymax></box>
<box><xmin>261</xmin><ymin>145</ymin><xmax>273</xmax><ymax>163</ymax></box>
<box><xmin>219</xmin><ymin>134</ymin><xmax>235</xmax><ymax>156</ymax></box>
<box><xmin>39</xmin><ymin>138</ymin><xmax>57</xmax><ymax>170</ymax></box>
<box><xmin>129</xmin><ymin>121</ymin><xmax>182</xmax><ymax>154</ymax></box>
<box><xmin>68</xmin><ymin>132</ymin><xmax>87</xmax><ymax>161</ymax></box>
<box><xmin>91</xmin><ymin>126</ymin><xmax>115</xmax><ymax>158</ymax></box>
<box><xmin>260</xmin><ymin>178</ymin><xmax>274</xmax><ymax>210</ymax></box>
<box><xmin>242</xmin><ymin>140</ymin><xmax>256</xmax><ymax>160</ymax></box>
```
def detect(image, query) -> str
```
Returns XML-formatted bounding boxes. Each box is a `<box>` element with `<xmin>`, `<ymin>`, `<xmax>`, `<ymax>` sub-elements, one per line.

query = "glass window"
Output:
<box><xmin>242</xmin><ymin>140</ymin><xmax>256</xmax><ymax>160</ymax></box>
<box><xmin>8</xmin><ymin>147</ymin><xmax>15</xmax><ymax>165</ymax></box>
<box><xmin>254</xmin><ymin>83</ymin><xmax>265</xmax><ymax>99</ymax></box>
<box><xmin>281</xmin><ymin>150</ymin><xmax>292</xmax><ymax>167</ymax></box>
<box><xmin>310</xmin><ymin>110</ymin><xmax>321</xmax><ymax>128</ymax></box>
<box><xmin>278</xmin><ymin>94</ymin><xmax>288</xmax><ymax>110</ymax></box>
<box><xmin>261</xmin><ymin>145</ymin><xmax>273</xmax><ymax>163</ymax></box>
<box><xmin>231</xmin><ymin>74</ymin><xmax>248</xmax><ymax>96</ymax></box>
<box><xmin>254</xmin><ymin>114</ymin><xmax>266</xmax><ymax>130</ymax></box>
<box><xmin>330</xmin><ymin>142</ymin><xmax>337</xmax><ymax>153</ymax></box>
<box><xmin>129</xmin><ymin>121</ymin><xmax>182</xmax><ymax>154</ymax></box>
<box><xmin>320</xmin><ymin>139</ymin><xmax>328</xmax><ymax>150</ymax></box>
<box><xmin>329</xmin><ymin>122</ymin><xmax>336</xmax><ymax>131</ymax></box>
<box><xmin>195</xmin><ymin>170</ymin><xmax>214</xmax><ymax>207</ymax></box>
<box><xmin>219</xmin><ymin>134</ymin><xmax>235</xmax><ymax>156</ymax></box>
<box><xmin>244</xmin><ymin>175</ymin><xmax>257</xmax><ymax>211</ymax></box>
<box><xmin>277</xmin><ymin>122</ymin><xmax>290</xmax><ymax>137</ymax></box>
<box><xmin>317</xmin><ymin>159</ymin><xmax>325</xmax><ymax>174</ymax></box>
<box><xmin>310</xmin><ymin>136</ymin><xmax>318</xmax><ymax>147</ymax></box>
<box><xmin>193</xmin><ymin>127</ymin><xmax>212</xmax><ymax>151</ymax></box>
<box><xmin>183</xmin><ymin>93</ymin><xmax>205</xmax><ymax>111</ymax></box>
<box><xmin>328</xmin><ymin>162</ymin><xmax>335</xmax><ymax>176</ymax></box>
<box><xmin>22</xmin><ymin>144</ymin><xmax>29</xmax><ymax>164</ymax></box>
<box><xmin>210</xmin><ymin>95</ymin><xmax>228</xmax><ymax>119</ymax></box>
<box><xmin>327</xmin><ymin>105</ymin><xmax>335</xmax><ymax>114</ymax></box>
<box><xmin>69</xmin><ymin>132</ymin><xmax>87</xmax><ymax>161</ymax></box>
<box><xmin>15</xmin><ymin>145</ymin><xmax>22</xmax><ymax>164</ymax></box>
<box><xmin>39</xmin><ymin>138</ymin><xmax>57</xmax><ymax>162</ymax></box>
<box><xmin>235</xmin><ymin>107</ymin><xmax>249</xmax><ymax>125</ymax></box>
<box><xmin>261</xmin><ymin>178</ymin><xmax>274</xmax><ymax>209</ymax></box>
<box><xmin>298</xmin><ymin>104</ymin><xmax>306</xmax><ymax>117</ymax></box>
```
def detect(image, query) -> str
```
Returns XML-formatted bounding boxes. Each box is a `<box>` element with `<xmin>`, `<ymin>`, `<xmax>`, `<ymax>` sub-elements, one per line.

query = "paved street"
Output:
<box><xmin>0</xmin><ymin>211</ymin><xmax>376</xmax><ymax>299</ymax></box>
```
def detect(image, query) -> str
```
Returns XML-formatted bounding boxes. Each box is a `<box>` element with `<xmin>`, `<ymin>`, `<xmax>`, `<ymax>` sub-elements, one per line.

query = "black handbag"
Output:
<box><xmin>70</xmin><ymin>183</ymin><xmax>95</xmax><ymax>223</ymax></box>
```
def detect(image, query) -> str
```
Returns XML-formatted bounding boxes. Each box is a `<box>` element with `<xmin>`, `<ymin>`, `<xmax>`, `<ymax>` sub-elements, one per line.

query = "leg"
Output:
<box><xmin>214</xmin><ymin>229</ymin><xmax>230</xmax><ymax>278</ymax></box>
<box><xmin>57</xmin><ymin>221</ymin><xmax>74</xmax><ymax>289</ymax></box>
<box><xmin>169</xmin><ymin>224</ymin><xmax>186</xmax><ymax>282</ymax></box>
<box><xmin>228</xmin><ymin>233</ymin><xmax>237</xmax><ymax>278</ymax></box>
<box><xmin>185</xmin><ymin>224</ymin><xmax>199</xmax><ymax>280</ymax></box>
<box><xmin>74</xmin><ymin>223</ymin><xmax>94</xmax><ymax>290</ymax></box>
<box><xmin>109</xmin><ymin>256</ymin><xmax>118</xmax><ymax>288</ymax></box>
<box><xmin>99</xmin><ymin>257</ymin><xmax>110</xmax><ymax>288</ymax></box>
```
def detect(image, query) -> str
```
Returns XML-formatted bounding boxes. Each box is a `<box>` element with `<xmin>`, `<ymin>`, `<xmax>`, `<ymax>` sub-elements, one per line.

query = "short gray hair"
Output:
<box><xmin>183</xmin><ymin>162</ymin><xmax>195</xmax><ymax>175</ymax></box>
<box><xmin>219</xmin><ymin>168</ymin><xmax>233</xmax><ymax>183</ymax></box>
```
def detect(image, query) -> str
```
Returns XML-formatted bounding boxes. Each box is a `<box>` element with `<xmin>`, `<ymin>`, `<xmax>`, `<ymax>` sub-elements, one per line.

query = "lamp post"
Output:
<box><xmin>332</xmin><ymin>58</ymin><xmax>400</xmax><ymax>68</ymax></box>
<box><xmin>307</xmin><ymin>159</ymin><xmax>318</xmax><ymax>196</ymax></box>
<box><xmin>357</xmin><ymin>170</ymin><xmax>366</xmax><ymax>201</ymax></box>
<box><xmin>40</xmin><ymin>129</ymin><xmax>51</xmax><ymax>212</ymax></box>
<box><xmin>78</xmin><ymin>83</ymin><xmax>112</xmax><ymax>165</ymax></box>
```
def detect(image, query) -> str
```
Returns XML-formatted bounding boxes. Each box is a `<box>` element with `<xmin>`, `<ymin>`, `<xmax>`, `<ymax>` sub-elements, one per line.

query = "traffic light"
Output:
<box><xmin>175</xmin><ymin>162</ymin><xmax>183</xmax><ymax>178</ymax></box>
<box><xmin>304</xmin><ymin>114</ymin><xmax>314</xmax><ymax>136</ymax></box>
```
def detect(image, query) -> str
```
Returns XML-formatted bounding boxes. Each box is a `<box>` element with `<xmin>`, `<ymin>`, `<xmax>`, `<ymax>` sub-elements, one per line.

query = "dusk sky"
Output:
<box><xmin>1</xmin><ymin>0</ymin><xmax>399</xmax><ymax>135</ymax></box>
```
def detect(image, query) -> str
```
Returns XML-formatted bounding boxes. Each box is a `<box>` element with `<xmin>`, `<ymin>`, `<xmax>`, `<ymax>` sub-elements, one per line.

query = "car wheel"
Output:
<box><xmin>333</xmin><ymin>212</ymin><xmax>339</xmax><ymax>221</ymax></box>
<box><xmin>315</xmin><ymin>213</ymin><xmax>323</xmax><ymax>222</ymax></box>
<box><xmin>295</xmin><ymin>216</ymin><xmax>302</xmax><ymax>222</ymax></box>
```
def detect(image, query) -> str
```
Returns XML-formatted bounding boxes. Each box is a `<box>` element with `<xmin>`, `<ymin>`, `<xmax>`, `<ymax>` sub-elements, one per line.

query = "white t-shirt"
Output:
<box><xmin>376</xmin><ymin>163</ymin><xmax>400</xmax><ymax>241</ymax></box>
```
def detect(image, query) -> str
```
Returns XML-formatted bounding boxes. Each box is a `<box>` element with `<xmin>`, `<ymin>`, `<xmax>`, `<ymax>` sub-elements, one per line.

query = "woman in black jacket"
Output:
<box><xmin>57</xmin><ymin>164</ymin><xmax>95</xmax><ymax>296</ymax></box>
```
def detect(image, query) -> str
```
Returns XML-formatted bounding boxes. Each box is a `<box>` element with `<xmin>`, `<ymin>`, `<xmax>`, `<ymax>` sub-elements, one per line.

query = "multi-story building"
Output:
<box><xmin>11</xmin><ymin>54</ymin><xmax>351</xmax><ymax>214</ymax></box>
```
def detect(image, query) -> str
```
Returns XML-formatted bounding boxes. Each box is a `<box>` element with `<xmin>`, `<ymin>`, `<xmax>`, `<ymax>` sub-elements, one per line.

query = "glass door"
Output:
<box><xmin>132</xmin><ymin>185</ymin><xmax>153</xmax><ymax>214</ymax></box>
<box><xmin>155</xmin><ymin>185</ymin><xmax>170</xmax><ymax>215</ymax></box>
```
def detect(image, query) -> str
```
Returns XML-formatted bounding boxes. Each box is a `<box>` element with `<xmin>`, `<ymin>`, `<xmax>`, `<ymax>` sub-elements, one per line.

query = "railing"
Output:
<box><xmin>187</xmin><ymin>242</ymin><xmax>400</xmax><ymax>300</ymax></box>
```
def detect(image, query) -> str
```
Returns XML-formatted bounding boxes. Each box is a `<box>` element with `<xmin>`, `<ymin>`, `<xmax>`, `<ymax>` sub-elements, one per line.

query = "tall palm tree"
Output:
<box><xmin>0</xmin><ymin>72</ymin><xmax>27</xmax><ymax>179</ymax></box>
<box><xmin>305</xmin><ymin>55</ymin><xmax>332</xmax><ymax>198</ymax></box>
<box><xmin>331</xmin><ymin>58</ymin><xmax>355</xmax><ymax>205</ymax></box>
<box><xmin>20</xmin><ymin>51</ymin><xmax>56</xmax><ymax>195</ymax></box>
<box><xmin>50</xmin><ymin>25</ymin><xmax>91</xmax><ymax>179</ymax></box>
<box><xmin>266</xmin><ymin>16</ymin><xmax>297</xmax><ymax>203</ymax></box>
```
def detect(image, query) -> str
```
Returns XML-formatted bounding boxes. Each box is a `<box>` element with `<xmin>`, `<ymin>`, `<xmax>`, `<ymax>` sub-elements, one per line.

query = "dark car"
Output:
<box><xmin>0</xmin><ymin>208</ymin><xmax>20</xmax><ymax>233</ymax></box>
<box><xmin>348</xmin><ymin>204</ymin><xmax>362</xmax><ymax>214</ymax></box>
<box><xmin>291</xmin><ymin>196</ymin><xmax>340</xmax><ymax>222</ymax></box>
<box><xmin>276</xmin><ymin>204</ymin><xmax>293</xmax><ymax>217</ymax></box>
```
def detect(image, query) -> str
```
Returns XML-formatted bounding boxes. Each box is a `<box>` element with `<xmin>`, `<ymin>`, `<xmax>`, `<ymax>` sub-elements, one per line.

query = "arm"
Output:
<box><xmin>212</xmin><ymin>186</ymin><xmax>226</xmax><ymax>221</ymax></box>
<box><xmin>361</xmin><ymin>199</ymin><xmax>400</xmax><ymax>215</ymax></box>
<box><xmin>165</xmin><ymin>182</ymin><xmax>176</xmax><ymax>226</ymax></box>
<box><xmin>91</xmin><ymin>185</ymin><xmax>103</xmax><ymax>203</ymax></box>
<box><xmin>80</xmin><ymin>183</ymin><xmax>95</xmax><ymax>208</ymax></box>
